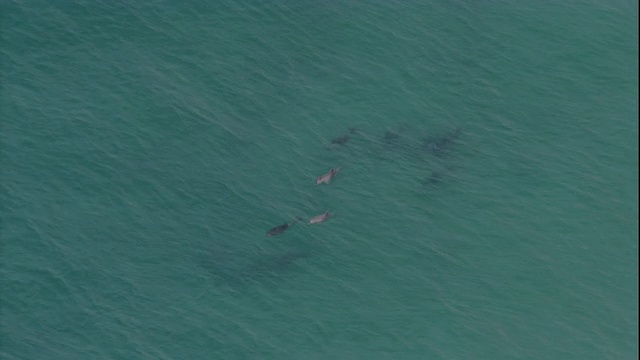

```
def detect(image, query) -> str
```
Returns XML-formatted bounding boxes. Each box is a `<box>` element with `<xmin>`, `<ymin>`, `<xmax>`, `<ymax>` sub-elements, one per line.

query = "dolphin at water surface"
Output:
<box><xmin>309</xmin><ymin>211</ymin><xmax>332</xmax><ymax>224</ymax></box>
<box><xmin>315</xmin><ymin>167</ymin><xmax>340</xmax><ymax>185</ymax></box>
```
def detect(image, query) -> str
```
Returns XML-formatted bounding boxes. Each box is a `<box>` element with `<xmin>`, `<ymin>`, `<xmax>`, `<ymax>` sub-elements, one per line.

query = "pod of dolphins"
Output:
<box><xmin>265</xmin><ymin>126</ymin><xmax>463</xmax><ymax>237</ymax></box>
<box><xmin>265</xmin><ymin>166</ymin><xmax>337</xmax><ymax>237</ymax></box>
<box><xmin>264</xmin><ymin>130</ymin><xmax>359</xmax><ymax>237</ymax></box>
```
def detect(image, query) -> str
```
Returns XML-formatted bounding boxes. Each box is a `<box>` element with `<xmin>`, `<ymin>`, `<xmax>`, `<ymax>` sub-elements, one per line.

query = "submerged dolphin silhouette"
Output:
<box><xmin>232</xmin><ymin>250</ymin><xmax>310</xmax><ymax>285</ymax></box>
<box><xmin>422</xmin><ymin>171</ymin><xmax>444</xmax><ymax>187</ymax></box>
<box><xmin>265</xmin><ymin>251</ymin><xmax>309</xmax><ymax>271</ymax></box>
<box><xmin>331</xmin><ymin>134</ymin><xmax>351</xmax><ymax>145</ymax></box>
<box><xmin>329</xmin><ymin>128</ymin><xmax>361</xmax><ymax>147</ymax></box>
<box><xmin>266</xmin><ymin>217</ymin><xmax>305</xmax><ymax>237</ymax></box>
<box><xmin>248</xmin><ymin>250</ymin><xmax>310</xmax><ymax>273</ymax></box>
<box><xmin>423</xmin><ymin>128</ymin><xmax>463</xmax><ymax>155</ymax></box>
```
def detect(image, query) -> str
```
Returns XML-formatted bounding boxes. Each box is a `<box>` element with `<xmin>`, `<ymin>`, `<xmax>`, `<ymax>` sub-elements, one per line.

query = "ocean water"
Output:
<box><xmin>1</xmin><ymin>1</ymin><xmax>637</xmax><ymax>359</ymax></box>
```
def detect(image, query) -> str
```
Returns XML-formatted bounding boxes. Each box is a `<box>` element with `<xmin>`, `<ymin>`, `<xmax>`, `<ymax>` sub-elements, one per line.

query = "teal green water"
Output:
<box><xmin>2</xmin><ymin>1</ymin><xmax>637</xmax><ymax>359</ymax></box>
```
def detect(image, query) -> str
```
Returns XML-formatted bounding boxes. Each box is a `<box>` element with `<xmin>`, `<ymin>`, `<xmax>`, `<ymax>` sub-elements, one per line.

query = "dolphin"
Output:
<box><xmin>315</xmin><ymin>167</ymin><xmax>340</xmax><ymax>185</ymax></box>
<box><xmin>232</xmin><ymin>250</ymin><xmax>311</xmax><ymax>285</ymax></box>
<box><xmin>329</xmin><ymin>128</ymin><xmax>361</xmax><ymax>146</ymax></box>
<box><xmin>309</xmin><ymin>211</ymin><xmax>332</xmax><ymax>224</ymax></box>
<box><xmin>382</xmin><ymin>130</ymin><xmax>400</xmax><ymax>144</ymax></box>
<box><xmin>423</xmin><ymin>128</ymin><xmax>463</xmax><ymax>155</ymax></box>
<box><xmin>266</xmin><ymin>217</ymin><xmax>304</xmax><ymax>237</ymax></box>
<box><xmin>264</xmin><ymin>251</ymin><xmax>309</xmax><ymax>271</ymax></box>
<box><xmin>422</xmin><ymin>171</ymin><xmax>444</xmax><ymax>187</ymax></box>
<box><xmin>247</xmin><ymin>251</ymin><xmax>310</xmax><ymax>274</ymax></box>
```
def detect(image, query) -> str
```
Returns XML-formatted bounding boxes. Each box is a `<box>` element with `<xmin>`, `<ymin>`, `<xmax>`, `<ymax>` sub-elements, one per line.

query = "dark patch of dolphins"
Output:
<box><xmin>258</xmin><ymin>126</ymin><xmax>464</xmax><ymax>279</ymax></box>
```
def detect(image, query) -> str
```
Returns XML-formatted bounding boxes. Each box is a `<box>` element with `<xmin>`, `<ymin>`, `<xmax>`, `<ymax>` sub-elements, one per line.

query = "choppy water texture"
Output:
<box><xmin>2</xmin><ymin>1</ymin><xmax>638</xmax><ymax>359</ymax></box>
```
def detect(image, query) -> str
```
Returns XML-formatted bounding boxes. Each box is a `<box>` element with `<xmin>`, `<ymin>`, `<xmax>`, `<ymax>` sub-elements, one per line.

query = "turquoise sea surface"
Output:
<box><xmin>2</xmin><ymin>1</ymin><xmax>638</xmax><ymax>359</ymax></box>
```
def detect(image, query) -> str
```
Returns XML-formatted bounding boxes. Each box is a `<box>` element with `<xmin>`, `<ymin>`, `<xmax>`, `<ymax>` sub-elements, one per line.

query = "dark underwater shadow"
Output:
<box><xmin>420</xmin><ymin>127</ymin><xmax>463</xmax><ymax>156</ymax></box>
<box><xmin>234</xmin><ymin>250</ymin><xmax>311</xmax><ymax>285</ymax></box>
<box><xmin>326</xmin><ymin>127</ymin><xmax>362</xmax><ymax>148</ymax></box>
<box><xmin>195</xmin><ymin>241</ymin><xmax>314</xmax><ymax>289</ymax></box>
<box><xmin>370</xmin><ymin>124</ymin><xmax>416</xmax><ymax>160</ymax></box>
